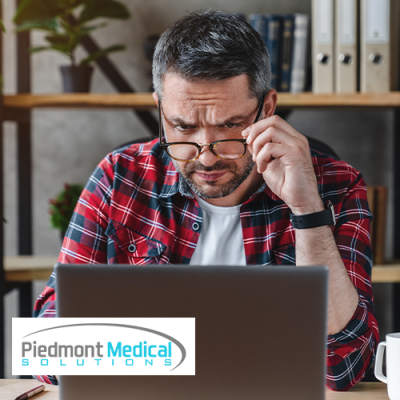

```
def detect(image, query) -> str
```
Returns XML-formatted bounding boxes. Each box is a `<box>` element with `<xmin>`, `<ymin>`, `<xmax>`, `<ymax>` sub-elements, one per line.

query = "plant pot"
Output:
<box><xmin>60</xmin><ymin>65</ymin><xmax>94</xmax><ymax>93</ymax></box>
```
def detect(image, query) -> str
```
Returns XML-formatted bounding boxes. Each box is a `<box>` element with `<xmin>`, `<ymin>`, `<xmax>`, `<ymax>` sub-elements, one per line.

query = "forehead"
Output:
<box><xmin>161</xmin><ymin>73</ymin><xmax>255</xmax><ymax>109</ymax></box>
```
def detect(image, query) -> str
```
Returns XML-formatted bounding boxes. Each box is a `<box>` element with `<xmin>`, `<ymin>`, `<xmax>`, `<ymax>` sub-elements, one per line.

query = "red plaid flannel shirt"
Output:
<box><xmin>34</xmin><ymin>139</ymin><xmax>378</xmax><ymax>390</ymax></box>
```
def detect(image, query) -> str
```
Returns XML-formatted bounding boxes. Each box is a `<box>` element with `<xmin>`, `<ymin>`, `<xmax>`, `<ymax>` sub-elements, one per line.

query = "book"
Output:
<box><xmin>290</xmin><ymin>14</ymin><xmax>310</xmax><ymax>93</ymax></box>
<box><xmin>280</xmin><ymin>14</ymin><xmax>295</xmax><ymax>92</ymax></box>
<box><xmin>374</xmin><ymin>186</ymin><xmax>388</xmax><ymax>265</ymax></box>
<box><xmin>265</xmin><ymin>15</ymin><xmax>283</xmax><ymax>91</ymax></box>
<box><xmin>366</xmin><ymin>185</ymin><xmax>388</xmax><ymax>265</ymax></box>
<box><xmin>249</xmin><ymin>14</ymin><xmax>268</xmax><ymax>46</ymax></box>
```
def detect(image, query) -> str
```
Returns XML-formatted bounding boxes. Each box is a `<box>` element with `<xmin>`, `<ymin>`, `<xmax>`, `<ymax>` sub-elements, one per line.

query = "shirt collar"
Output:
<box><xmin>159</xmin><ymin>155</ymin><xmax>194</xmax><ymax>199</ymax></box>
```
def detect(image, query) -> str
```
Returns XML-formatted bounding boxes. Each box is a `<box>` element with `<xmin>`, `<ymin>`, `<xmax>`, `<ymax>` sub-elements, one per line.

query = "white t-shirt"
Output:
<box><xmin>189</xmin><ymin>195</ymin><xmax>246</xmax><ymax>266</ymax></box>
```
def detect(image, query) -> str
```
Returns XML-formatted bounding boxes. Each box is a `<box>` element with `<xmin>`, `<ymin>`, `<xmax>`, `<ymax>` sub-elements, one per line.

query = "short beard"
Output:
<box><xmin>172</xmin><ymin>156</ymin><xmax>256</xmax><ymax>199</ymax></box>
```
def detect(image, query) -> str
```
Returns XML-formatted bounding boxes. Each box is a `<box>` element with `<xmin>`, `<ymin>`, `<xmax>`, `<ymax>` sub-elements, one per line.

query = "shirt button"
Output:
<box><xmin>128</xmin><ymin>244</ymin><xmax>136</xmax><ymax>253</ymax></box>
<box><xmin>192</xmin><ymin>222</ymin><xmax>200</xmax><ymax>231</ymax></box>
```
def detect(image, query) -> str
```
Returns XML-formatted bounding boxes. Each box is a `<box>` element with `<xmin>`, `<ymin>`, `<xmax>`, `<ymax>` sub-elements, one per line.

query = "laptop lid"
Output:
<box><xmin>56</xmin><ymin>264</ymin><xmax>328</xmax><ymax>400</ymax></box>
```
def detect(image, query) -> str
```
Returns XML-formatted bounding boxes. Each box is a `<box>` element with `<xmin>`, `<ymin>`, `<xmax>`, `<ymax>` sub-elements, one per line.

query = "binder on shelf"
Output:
<box><xmin>360</xmin><ymin>0</ymin><xmax>400</xmax><ymax>92</ymax></box>
<box><xmin>312</xmin><ymin>0</ymin><xmax>335</xmax><ymax>93</ymax></box>
<box><xmin>280</xmin><ymin>15</ymin><xmax>294</xmax><ymax>92</ymax></box>
<box><xmin>335</xmin><ymin>0</ymin><xmax>357</xmax><ymax>93</ymax></box>
<box><xmin>290</xmin><ymin>14</ymin><xmax>310</xmax><ymax>93</ymax></box>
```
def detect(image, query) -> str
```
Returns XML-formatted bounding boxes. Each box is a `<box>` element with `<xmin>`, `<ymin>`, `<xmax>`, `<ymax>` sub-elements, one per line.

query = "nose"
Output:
<box><xmin>197</xmin><ymin>143</ymin><xmax>219</xmax><ymax>166</ymax></box>
<box><xmin>194</xmin><ymin>127</ymin><xmax>219</xmax><ymax>166</ymax></box>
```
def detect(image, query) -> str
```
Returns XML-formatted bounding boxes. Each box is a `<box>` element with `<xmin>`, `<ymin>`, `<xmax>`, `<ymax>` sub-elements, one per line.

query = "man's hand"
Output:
<box><xmin>242</xmin><ymin>115</ymin><xmax>324</xmax><ymax>215</ymax></box>
<box><xmin>243</xmin><ymin>115</ymin><xmax>359</xmax><ymax>335</ymax></box>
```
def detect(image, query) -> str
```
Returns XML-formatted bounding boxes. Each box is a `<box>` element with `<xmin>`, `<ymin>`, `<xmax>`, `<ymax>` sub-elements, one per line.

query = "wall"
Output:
<box><xmin>3</xmin><ymin>0</ymin><xmax>395</xmax><ymax>377</ymax></box>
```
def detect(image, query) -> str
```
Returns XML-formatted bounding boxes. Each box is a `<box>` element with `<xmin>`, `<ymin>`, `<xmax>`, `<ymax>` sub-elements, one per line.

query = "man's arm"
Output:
<box><xmin>32</xmin><ymin>155</ymin><xmax>115</xmax><ymax>384</ymax></box>
<box><xmin>243</xmin><ymin>115</ymin><xmax>378</xmax><ymax>390</ymax></box>
<box><xmin>296</xmin><ymin>224</ymin><xmax>359</xmax><ymax>335</ymax></box>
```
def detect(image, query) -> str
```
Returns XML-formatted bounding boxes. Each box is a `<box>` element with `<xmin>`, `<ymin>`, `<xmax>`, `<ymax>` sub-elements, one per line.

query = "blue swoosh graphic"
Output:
<box><xmin>23</xmin><ymin>323</ymin><xmax>187</xmax><ymax>371</ymax></box>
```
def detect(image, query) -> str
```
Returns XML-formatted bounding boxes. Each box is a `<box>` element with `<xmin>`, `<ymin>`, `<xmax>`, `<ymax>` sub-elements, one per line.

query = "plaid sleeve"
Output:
<box><xmin>325</xmin><ymin>173</ymin><xmax>379</xmax><ymax>391</ymax></box>
<box><xmin>32</xmin><ymin>156</ymin><xmax>115</xmax><ymax>384</ymax></box>
<box><xmin>58</xmin><ymin>155</ymin><xmax>114</xmax><ymax>264</ymax></box>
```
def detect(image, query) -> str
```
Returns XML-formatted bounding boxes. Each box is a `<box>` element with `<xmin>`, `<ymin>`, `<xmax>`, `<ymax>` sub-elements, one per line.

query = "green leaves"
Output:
<box><xmin>79</xmin><ymin>0</ymin><xmax>131</xmax><ymax>24</ymax></box>
<box><xmin>14</xmin><ymin>19</ymin><xmax>58</xmax><ymax>32</ymax></box>
<box><xmin>13</xmin><ymin>0</ymin><xmax>130</xmax><ymax>66</ymax></box>
<box><xmin>14</xmin><ymin>0</ymin><xmax>64</xmax><ymax>24</ymax></box>
<box><xmin>80</xmin><ymin>44</ymin><xmax>126</xmax><ymax>65</ymax></box>
<box><xmin>45</xmin><ymin>34</ymin><xmax>70</xmax><ymax>45</ymax></box>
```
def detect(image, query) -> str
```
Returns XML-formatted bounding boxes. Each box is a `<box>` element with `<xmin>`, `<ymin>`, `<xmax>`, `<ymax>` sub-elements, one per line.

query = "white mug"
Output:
<box><xmin>375</xmin><ymin>333</ymin><xmax>400</xmax><ymax>400</ymax></box>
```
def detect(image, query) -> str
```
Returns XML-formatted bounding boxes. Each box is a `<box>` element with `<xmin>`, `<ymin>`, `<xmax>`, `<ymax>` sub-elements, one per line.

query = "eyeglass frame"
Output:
<box><xmin>158</xmin><ymin>94</ymin><xmax>266</xmax><ymax>162</ymax></box>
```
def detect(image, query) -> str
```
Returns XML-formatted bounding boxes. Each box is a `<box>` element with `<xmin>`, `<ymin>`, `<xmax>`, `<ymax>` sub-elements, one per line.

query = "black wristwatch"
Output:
<box><xmin>290</xmin><ymin>201</ymin><xmax>336</xmax><ymax>229</ymax></box>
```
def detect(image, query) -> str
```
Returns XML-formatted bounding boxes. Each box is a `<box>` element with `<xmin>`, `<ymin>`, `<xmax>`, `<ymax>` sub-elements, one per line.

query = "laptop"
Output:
<box><xmin>56</xmin><ymin>264</ymin><xmax>328</xmax><ymax>400</ymax></box>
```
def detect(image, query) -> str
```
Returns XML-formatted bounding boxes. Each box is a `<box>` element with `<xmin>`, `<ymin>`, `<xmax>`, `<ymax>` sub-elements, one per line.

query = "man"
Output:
<box><xmin>34</xmin><ymin>11</ymin><xmax>378</xmax><ymax>390</ymax></box>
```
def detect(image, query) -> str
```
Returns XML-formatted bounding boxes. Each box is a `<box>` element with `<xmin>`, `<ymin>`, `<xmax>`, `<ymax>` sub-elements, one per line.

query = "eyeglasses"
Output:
<box><xmin>158</xmin><ymin>95</ymin><xmax>265</xmax><ymax>162</ymax></box>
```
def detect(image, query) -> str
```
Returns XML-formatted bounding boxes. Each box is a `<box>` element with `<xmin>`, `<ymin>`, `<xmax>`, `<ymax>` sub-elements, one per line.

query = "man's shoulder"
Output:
<box><xmin>111</xmin><ymin>138</ymin><xmax>163</xmax><ymax>161</ymax></box>
<box><xmin>103</xmin><ymin>138</ymin><xmax>172</xmax><ymax>172</ymax></box>
<box><xmin>310</xmin><ymin>148</ymin><xmax>361</xmax><ymax>180</ymax></box>
<box><xmin>310</xmin><ymin>148</ymin><xmax>367</xmax><ymax>201</ymax></box>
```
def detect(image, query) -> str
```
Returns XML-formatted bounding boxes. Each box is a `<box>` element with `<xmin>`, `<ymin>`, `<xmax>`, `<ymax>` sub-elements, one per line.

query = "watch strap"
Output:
<box><xmin>290</xmin><ymin>201</ymin><xmax>336</xmax><ymax>229</ymax></box>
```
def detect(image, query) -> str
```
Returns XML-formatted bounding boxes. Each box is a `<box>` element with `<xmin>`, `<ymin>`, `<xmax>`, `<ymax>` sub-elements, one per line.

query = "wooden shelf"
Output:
<box><xmin>4</xmin><ymin>256</ymin><xmax>400</xmax><ymax>283</ymax></box>
<box><xmin>3</xmin><ymin>93</ymin><xmax>157</xmax><ymax>110</ymax></box>
<box><xmin>4</xmin><ymin>92</ymin><xmax>400</xmax><ymax>110</ymax></box>
<box><xmin>4</xmin><ymin>256</ymin><xmax>57</xmax><ymax>282</ymax></box>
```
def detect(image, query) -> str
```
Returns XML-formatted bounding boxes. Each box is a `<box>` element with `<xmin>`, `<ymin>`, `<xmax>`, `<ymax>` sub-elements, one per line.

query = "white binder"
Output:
<box><xmin>360</xmin><ymin>0</ymin><xmax>400</xmax><ymax>92</ymax></box>
<box><xmin>312</xmin><ymin>0</ymin><xmax>335</xmax><ymax>93</ymax></box>
<box><xmin>335</xmin><ymin>0</ymin><xmax>357</xmax><ymax>93</ymax></box>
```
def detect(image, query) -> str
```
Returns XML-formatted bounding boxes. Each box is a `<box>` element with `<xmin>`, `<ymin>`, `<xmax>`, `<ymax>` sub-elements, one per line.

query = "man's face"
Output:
<box><xmin>158</xmin><ymin>74</ymin><xmax>263</xmax><ymax>201</ymax></box>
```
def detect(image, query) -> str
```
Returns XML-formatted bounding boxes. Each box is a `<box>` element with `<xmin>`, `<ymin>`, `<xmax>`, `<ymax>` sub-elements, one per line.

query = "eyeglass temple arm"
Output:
<box><xmin>254</xmin><ymin>94</ymin><xmax>266</xmax><ymax>124</ymax></box>
<box><xmin>159</xmin><ymin>99</ymin><xmax>167</xmax><ymax>145</ymax></box>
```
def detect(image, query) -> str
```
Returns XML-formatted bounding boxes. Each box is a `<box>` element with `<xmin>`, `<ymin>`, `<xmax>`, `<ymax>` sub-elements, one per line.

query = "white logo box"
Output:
<box><xmin>12</xmin><ymin>318</ymin><xmax>195</xmax><ymax>375</ymax></box>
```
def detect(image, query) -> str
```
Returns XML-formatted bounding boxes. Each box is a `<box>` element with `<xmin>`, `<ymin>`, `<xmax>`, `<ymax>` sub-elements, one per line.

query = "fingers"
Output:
<box><xmin>254</xmin><ymin>142</ymin><xmax>289</xmax><ymax>173</ymax></box>
<box><xmin>242</xmin><ymin>115</ymin><xmax>309</xmax><ymax>148</ymax></box>
<box><xmin>250</xmin><ymin>126</ymin><xmax>299</xmax><ymax>160</ymax></box>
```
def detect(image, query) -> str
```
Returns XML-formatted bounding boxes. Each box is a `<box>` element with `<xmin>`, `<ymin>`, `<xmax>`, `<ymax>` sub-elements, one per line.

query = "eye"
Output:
<box><xmin>174</xmin><ymin>124</ymin><xmax>194</xmax><ymax>131</ymax></box>
<box><xmin>224</xmin><ymin>123</ymin><xmax>242</xmax><ymax>129</ymax></box>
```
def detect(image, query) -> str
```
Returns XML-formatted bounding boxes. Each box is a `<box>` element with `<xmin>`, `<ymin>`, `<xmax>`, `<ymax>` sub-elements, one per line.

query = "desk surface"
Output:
<box><xmin>0</xmin><ymin>380</ymin><xmax>389</xmax><ymax>399</ymax></box>
<box><xmin>4</xmin><ymin>256</ymin><xmax>400</xmax><ymax>283</ymax></box>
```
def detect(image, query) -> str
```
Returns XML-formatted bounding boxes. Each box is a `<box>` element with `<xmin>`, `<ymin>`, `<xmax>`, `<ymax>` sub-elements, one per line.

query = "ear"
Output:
<box><xmin>152</xmin><ymin>92</ymin><xmax>159</xmax><ymax>107</ymax></box>
<box><xmin>263</xmin><ymin>89</ymin><xmax>277</xmax><ymax>118</ymax></box>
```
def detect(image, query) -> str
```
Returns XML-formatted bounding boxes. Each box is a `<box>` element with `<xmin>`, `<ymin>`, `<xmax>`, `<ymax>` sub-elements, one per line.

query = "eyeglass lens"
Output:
<box><xmin>167</xmin><ymin>141</ymin><xmax>245</xmax><ymax>161</ymax></box>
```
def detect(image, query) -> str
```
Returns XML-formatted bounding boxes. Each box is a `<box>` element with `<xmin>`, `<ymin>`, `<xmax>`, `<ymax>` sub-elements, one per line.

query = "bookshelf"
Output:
<box><xmin>4</xmin><ymin>92</ymin><xmax>400</xmax><ymax>111</ymax></box>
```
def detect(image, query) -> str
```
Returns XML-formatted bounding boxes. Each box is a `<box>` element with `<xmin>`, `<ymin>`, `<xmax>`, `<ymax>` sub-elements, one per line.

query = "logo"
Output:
<box><xmin>12</xmin><ymin>318</ymin><xmax>195</xmax><ymax>375</ymax></box>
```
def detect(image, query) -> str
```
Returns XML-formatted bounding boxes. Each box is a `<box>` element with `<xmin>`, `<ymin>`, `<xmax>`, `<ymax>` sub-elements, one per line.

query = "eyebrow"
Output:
<box><xmin>167</xmin><ymin>114</ymin><xmax>250</xmax><ymax>126</ymax></box>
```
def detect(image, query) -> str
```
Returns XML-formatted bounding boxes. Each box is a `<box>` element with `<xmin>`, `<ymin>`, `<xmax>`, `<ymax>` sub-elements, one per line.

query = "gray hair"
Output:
<box><xmin>152</xmin><ymin>10</ymin><xmax>271</xmax><ymax>100</ymax></box>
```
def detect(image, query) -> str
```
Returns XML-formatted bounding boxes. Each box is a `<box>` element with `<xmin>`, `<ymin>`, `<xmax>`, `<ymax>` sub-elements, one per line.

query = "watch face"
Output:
<box><xmin>327</xmin><ymin>201</ymin><xmax>336</xmax><ymax>226</ymax></box>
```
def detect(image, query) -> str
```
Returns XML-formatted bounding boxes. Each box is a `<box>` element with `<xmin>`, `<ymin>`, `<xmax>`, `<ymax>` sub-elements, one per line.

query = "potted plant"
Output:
<box><xmin>49</xmin><ymin>183</ymin><xmax>84</xmax><ymax>241</ymax></box>
<box><xmin>14</xmin><ymin>0</ymin><xmax>131</xmax><ymax>92</ymax></box>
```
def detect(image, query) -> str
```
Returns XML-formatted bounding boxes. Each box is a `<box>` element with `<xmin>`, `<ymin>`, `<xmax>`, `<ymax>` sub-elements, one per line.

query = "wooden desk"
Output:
<box><xmin>0</xmin><ymin>380</ymin><xmax>389</xmax><ymax>399</ymax></box>
<box><xmin>4</xmin><ymin>256</ymin><xmax>400</xmax><ymax>283</ymax></box>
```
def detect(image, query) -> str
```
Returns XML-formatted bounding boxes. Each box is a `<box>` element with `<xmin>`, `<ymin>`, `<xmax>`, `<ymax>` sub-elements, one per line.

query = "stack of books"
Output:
<box><xmin>249</xmin><ymin>14</ymin><xmax>310</xmax><ymax>93</ymax></box>
<box><xmin>367</xmin><ymin>186</ymin><xmax>389</xmax><ymax>265</ymax></box>
<box><xmin>312</xmin><ymin>0</ymin><xmax>400</xmax><ymax>93</ymax></box>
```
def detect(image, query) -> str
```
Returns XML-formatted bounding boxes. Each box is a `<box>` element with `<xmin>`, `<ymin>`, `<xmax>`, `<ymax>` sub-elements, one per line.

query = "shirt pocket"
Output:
<box><xmin>273</xmin><ymin>242</ymin><xmax>296</xmax><ymax>265</ymax></box>
<box><xmin>111</xmin><ymin>222</ymin><xmax>166</xmax><ymax>264</ymax></box>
